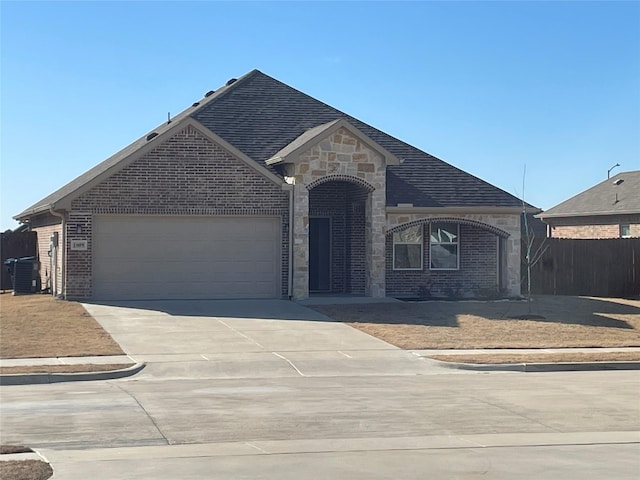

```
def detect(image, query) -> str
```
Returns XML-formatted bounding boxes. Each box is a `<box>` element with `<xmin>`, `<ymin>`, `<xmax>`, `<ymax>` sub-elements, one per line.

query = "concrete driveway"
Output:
<box><xmin>82</xmin><ymin>299</ymin><xmax>438</xmax><ymax>379</ymax></box>
<box><xmin>2</xmin><ymin>299</ymin><xmax>639</xmax><ymax>479</ymax></box>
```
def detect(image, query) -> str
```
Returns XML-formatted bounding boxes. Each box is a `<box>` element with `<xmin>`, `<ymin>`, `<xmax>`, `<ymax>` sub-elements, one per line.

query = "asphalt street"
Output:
<box><xmin>1</xmin><ymin>300</ymin><xmax>639</xmax><ymax>479</ymax></box>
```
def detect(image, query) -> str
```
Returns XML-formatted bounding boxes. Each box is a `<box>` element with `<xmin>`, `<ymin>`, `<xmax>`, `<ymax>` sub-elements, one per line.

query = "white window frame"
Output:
<box><xmin>392</xmin><ymin>225</ymin><xmax>423</xmax><ymax>270</ymax></box>
<box><xmin>430</xmin><ymin>222</ymin><xmax>459</xmax><ymax>270</ymax></box>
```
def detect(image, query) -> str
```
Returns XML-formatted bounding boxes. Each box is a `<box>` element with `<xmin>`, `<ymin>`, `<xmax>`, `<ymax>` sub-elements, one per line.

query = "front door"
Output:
<box><xmin>309</xmin><ymin>217</ymin><xmax>331</xmax><ymax>292</ymax></box>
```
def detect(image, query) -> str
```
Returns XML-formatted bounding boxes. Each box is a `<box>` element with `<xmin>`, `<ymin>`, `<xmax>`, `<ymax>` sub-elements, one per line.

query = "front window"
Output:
<box><xmin>393</xmin><ymin>225</ymin><xmax>423</xmax><ymax>270</ymax></box>
<box><xmin>620</xmin><ymin>224</ymin><xmax>631</xmax><ymax>238</ymax></box>
<box><xmin>430</xmin><ymin>222</ymin><xmax>459</xmax><ymax>270</ymax></box>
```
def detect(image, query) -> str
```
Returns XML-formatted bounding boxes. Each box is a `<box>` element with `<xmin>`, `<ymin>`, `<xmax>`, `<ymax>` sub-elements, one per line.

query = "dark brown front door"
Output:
<box><xmin>309</xmin><ymin>217</ymin><xmax>331</xmax><ymax>292</ymax></box>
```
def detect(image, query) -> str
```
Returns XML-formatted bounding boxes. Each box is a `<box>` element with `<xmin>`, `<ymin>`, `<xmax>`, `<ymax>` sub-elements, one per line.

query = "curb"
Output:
<box><xmin>0</xmin><ymin>362</ymin><xmax>146</xmax><ymax>386</ymax></box>
<box><xmin>433</xmin><ymin>360</ymin><xmax>640</xmax><ymax>372</ymax></box>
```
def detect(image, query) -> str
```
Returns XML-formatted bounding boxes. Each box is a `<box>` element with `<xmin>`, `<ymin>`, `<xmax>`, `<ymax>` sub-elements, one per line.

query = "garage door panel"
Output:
<box><xmin>93</xmin><ymin>216</ymin><xmax>281</xmax><ymax>300</ymax></box>
<box><xmin>95</xmin><ymin>263</ymin><xmax>275</xmax><ymax>281</ymax></box>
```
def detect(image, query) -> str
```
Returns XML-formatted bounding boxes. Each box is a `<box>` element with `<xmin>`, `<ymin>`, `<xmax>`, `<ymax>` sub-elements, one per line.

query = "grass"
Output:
<box><xmin>0</xmin><ymin>446</ymin><xmax>52</xmax><ymax>480</ymax></box>
<box><xmin>0</xmin><ymin>460</ymin><xmax>53</xmax><ymax>480</ymax></box>
<box><xmin>0</xmin><ymin>446</ymin><xmax>32</xmax><ymax>455</ymax></box>
<box><xmin>429</xmin><ymin>351</ymin><xmax>640</xmax><ymax>364</ymax></box>
<box><xmin>0</xmin><ymin>293</ymin><xmax>124</xmax><ymax>359</ymax></box>
<box><xmin>311</xmin><ymin>295</ymin><xmax>640</xmax><ymax>363</ymax></box>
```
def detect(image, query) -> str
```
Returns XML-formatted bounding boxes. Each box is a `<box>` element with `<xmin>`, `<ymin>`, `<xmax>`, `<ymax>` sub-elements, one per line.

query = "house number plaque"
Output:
<box><xmin>71</xmin><ymin>239</ymin><xmax>88</xmax><ymax>251</ymax></box>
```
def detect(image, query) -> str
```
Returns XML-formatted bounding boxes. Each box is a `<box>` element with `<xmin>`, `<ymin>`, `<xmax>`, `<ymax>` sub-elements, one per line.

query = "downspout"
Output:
<box><xmin>287</xmin><ymin>183</ymin><xmax>294</xmax><ymax>300</ymax></box>
<box><xmin>48</xmin><ymin>206</ymin><xmax>66</xmax><ymax>299</ymax></box>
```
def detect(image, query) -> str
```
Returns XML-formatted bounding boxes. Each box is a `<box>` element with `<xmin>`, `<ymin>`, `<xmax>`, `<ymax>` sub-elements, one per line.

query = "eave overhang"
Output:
<box><xmin>387</xmin><ymin>205</ymin><xmax>537</xmax><ymax>215</ymax></box>
<box><xmin>536</xmin><ymin>209</ymin><xmax>640</xmax><ymax>220</ymax></box>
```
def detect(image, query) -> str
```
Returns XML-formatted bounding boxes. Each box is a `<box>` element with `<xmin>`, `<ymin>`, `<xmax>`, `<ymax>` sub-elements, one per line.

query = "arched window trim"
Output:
<box><xmin>306</xmin><ymin>174</ymin><xmax>375</xmax><ymax>192</ymax></box>
<box><xmin>387</xmin><ymin>217</ymin><xmax>510</xmax><ymax>239</ymax></box>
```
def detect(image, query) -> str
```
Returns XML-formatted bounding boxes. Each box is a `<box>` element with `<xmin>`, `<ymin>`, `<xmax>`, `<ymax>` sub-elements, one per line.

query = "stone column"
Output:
<box><xmin>292</xmin><ymin>183</ymin><xmax>309</xmax><ymax>300</ymax></box>
<box><xmin>506</xmin><ymin>233</ymin><xmax>522</xmax><ymax>297</ymax></box>
<box><xmin>366</xmin><ymin>187</ymin><xmax>386</xmax><ymax>297</ymax></box>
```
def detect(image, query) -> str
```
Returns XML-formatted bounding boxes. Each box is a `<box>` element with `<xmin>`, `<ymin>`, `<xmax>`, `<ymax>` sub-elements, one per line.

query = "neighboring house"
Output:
<box><xmin>14</xmin><ymin>70</ymin><xmax>529</xmax><ymax>301</ymax></box>
<box><xmin>537</xmin><ymin>171</ymin><xmax>640</xmax><ymax>239</ymax></box>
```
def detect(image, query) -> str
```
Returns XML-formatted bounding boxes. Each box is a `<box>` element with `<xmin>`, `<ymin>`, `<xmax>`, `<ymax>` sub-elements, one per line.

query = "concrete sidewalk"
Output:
<box><xmin>2</xmin><ymin>347</ymin><xmax>639</xmax><ymax>367</ymax></box>
<box><xmin>2</xmin><ymin>346</ymin><xmax>640</xmax><ymax>386</ymax></box>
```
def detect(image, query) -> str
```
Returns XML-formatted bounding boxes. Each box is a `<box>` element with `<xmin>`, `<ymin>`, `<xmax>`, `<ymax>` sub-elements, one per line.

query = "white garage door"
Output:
<box><xmin>93</xmin><ymin>215</ymin><xmax>281</xmax><ymax>300</ymax></box>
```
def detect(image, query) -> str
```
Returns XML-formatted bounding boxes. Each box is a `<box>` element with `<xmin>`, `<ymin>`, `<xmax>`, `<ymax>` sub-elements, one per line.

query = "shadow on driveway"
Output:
<box><xmin>83</xmin><ymin>299</ymin><xmax>333</xmax><ymax>322</ymax></box>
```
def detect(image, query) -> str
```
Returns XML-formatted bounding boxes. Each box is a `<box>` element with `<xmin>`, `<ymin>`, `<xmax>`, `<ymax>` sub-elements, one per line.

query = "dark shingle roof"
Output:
<box><xmin>16</xmin><ymin>69</ymin><xmax>525</xmax><ymax>220</ymax></box>
<box><xmin>538</xmin><ymin>171</ymin><xmax>640</xmax><ymax>218</ymax></box>
<box><xmin>192</xmin><ymin>70</ymin><xmax>524</xmax><ymax>208</ymax></box>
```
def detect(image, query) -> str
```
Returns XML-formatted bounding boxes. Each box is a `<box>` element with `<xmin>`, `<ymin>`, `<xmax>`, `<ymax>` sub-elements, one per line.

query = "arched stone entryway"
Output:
<box><xmin>308</xmin><ymin>180</ymin><xmax>371</xmax><ymax>294</ymax></box>
<box><xmin>276</xmin><ymin>121</ymin><xmax>398</xmax><ymax>300</ymax></box>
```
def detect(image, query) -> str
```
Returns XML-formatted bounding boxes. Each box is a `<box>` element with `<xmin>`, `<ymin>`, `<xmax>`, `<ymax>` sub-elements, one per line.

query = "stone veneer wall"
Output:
<box><xmin>387</xmin><ymin>213</ymin><xmax>521</xmax><ymax>297</ymax></box>
<box><xmin>66</xmin><ymin>125</ymin><xmax>290</xmax><ymax>299</ymax></box>
<box><xmin>289</xmin><ymin>127</ymin><xmax>386</xmax><ymax>299</ymax></box>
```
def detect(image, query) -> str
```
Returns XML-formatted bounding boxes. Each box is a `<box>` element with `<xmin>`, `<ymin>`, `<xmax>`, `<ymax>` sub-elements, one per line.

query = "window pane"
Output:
<box><xmin>394</xmin><ymin>244</ymin><xmax>422</xmax><ymax>269</ymax></box>
<box><xmin>430</xmin><ymin>244</ymin><xmax>458</xmax><ymax>269</ymax></box>
<box><xmin>430</xmin><ymin>223</ymin><xmax>458</xmax><ymax>243</ymax></box>
<box><xmin>620</xmin><ymin>225</ymin><xmax>631</xmax><ymax>237</ymax></box>
<box><xmin>393</xmin><ymin>225</ymin><xmax>422</xmax><ymax>244</ymax></box>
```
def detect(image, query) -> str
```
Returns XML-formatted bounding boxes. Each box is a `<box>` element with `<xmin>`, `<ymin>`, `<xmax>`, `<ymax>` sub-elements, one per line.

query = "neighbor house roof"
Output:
<box><xmin>537</xmin><ymin>171</ymin><xmax>640</xmax><ymax>219</ymax></box>
<box><xmin>16</xmin><ymin>69</ymin><xmax>526</xmax><ymax>220</ymax></box>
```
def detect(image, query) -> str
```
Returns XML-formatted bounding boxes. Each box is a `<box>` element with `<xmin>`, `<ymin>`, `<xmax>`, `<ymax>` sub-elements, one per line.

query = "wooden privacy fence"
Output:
<box><xmin>525</xmin><ymin>237</ymin><xmax>640</xmax><ymax>298</ymax></box>
<box><xmin>1</xmin><ymin>231</ymin><xmax>37</xmax><ymax>290</ymax></box>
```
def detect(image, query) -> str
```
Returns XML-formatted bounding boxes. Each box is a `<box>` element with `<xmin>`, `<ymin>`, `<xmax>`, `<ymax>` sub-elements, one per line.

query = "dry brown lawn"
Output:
<box><xmin>0</xmin><ymin>446</ymin><xmax>53</xmax><ymax>480</ymax></box>
<box><xmin>0</xmin><ymin>293</ymin><xmax>124</xmax><ymax>359</ymax></box>
<box><xmin>429</xmin><ymin>351</ymin><xmax>640</xmax><ymax>364</ymax></box>
<box><xmin>0</xmin><ymin>460</ymin><xmax>53</xmax><ymax>480</ymax></box>
<box><xmin>311</xmin><ymin>296</ymin><xmax>640</xmax><ymax>363</ymax></box>
<box><xmin>0</xmin><ymin>446</ymin><xmax>32</xmax><ymax>455</ymax></box>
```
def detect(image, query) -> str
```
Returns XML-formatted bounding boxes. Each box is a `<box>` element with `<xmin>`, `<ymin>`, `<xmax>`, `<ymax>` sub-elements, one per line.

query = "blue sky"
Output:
<box><xmin>1</xmin><ymin>1</ymin><xmax>639</xmax><ymax>231</ymax></box>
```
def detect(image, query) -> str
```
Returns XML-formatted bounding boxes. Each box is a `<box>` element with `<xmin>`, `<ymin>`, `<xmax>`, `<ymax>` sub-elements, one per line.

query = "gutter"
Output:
<box><xmin>386</xmin><ymin>205</ymin><xmax>541</xmax><ymax>215</ymax></box>
<box><xmin>536</xmin><ymin>209</ymin><xmax>639</xmax><ymax>219</ymax></box>
<box><xmin>14</xmin><ymin>204</ymin><xmax>51</xmax><ymax>222</ymax></box>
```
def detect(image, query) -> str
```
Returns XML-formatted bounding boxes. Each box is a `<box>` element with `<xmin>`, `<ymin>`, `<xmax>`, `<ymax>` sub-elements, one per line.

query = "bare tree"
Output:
<box><xmin>521</xmin><ymin>165</ymin><xmax>548</xmax><ymax>312</ymax></box>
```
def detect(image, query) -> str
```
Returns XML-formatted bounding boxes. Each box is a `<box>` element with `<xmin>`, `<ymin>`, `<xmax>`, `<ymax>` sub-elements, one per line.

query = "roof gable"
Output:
<box><xmin>15</xmin><ymin>117</ymin><xmax>284</xmax><ymax>219</ymax></box>
<box><xmin>265</xmin><ymin>118</ymin><xmax>401</xmax><ymax>166</ymax></box>
<box><xmin>538</xmin><ymin>171</ymin><xmax>640</xmax><ymax>219</ymax></box>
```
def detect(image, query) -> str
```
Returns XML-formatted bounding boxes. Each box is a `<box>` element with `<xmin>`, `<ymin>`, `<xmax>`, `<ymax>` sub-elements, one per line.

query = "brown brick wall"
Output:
<box><xmin>551</xmin><ymin>224</ymin><xmax>619</xmax><ymax>239</ymax></box>
<box><xmin>386</xmin><ymin>223</ymin><xmax>498</xmax><ymax>299</ymax></box>
<box><xmin>547</xmin><ymin>214</ymin><xmax>640</xmax><ymax>239</ymax></box>
<box><xmin>67</xmin><ymin>125</ymin><xmax>290</xmax><ymax>299</ymax></box>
